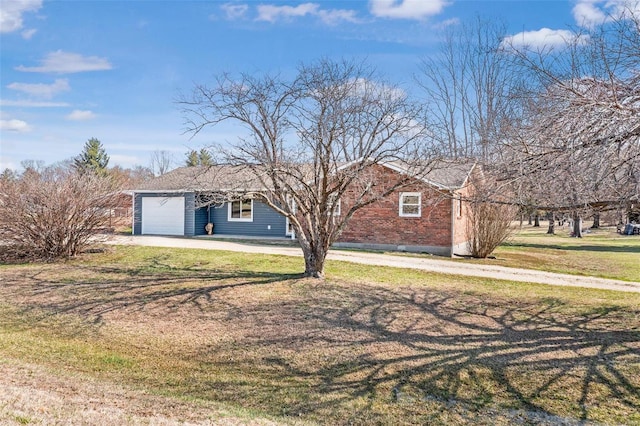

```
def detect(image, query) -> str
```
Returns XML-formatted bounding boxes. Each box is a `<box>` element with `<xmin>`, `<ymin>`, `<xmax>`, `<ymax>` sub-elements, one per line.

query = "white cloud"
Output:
<box><xmin>256</xmin><ymin>2</ymin><xmax>359</xmax><ymax>24</ymax></box>
<box><xmin>573</xmin><ymin>1</ymin><xmax>607</xmax><ymax>27</ymax></box>
<box><xmin>21</xmin><ymin>28</ymin><xmax>37</xmax><ymax>39</ymax></box>
<box><xmin>257</xmin><ymin>3</ymin><xmax>319</xmax><ymax>22</ymax></box>
<box><xmin>0</xmin><ymin>99</ymin><xmax>70</xmax><ymax>107</ymax></box>
<box><xmin>7</xmin><ymin>78</ymin><xmax>70</xmax><ymax>99</ymax></box>
<box><xmin>0</xmin><ymin>0</ymin><xmax>42</xmax><ymax>33</ymax></box>
<box><xmin>66</xmin><ymin>110</ymin><xmax>96</xmax><ymax>121</ymax></box>
<box><xmin>0</xmin><ymin>119</ymin><xmax>31</xmax><ymax>132</ymax></box>
<box><xmin>573</xmin><ymin>0</ymin><xmax>640</xmax><ymax>28</ymax></box>
<box><xmin>317</xmin><ymin>8</ymin><xmax>359</xmax><ymax>25</ymax></box>
<box><xmin>369</xmin><ymin>0</ymin><xmax>448</xmax><ymax>20</ymax></box>
<box><xmin>221</xmin><ymin>3</ymin><xmax>249</xmax><ymax>20</ymax></box>
<box><xmin>16</xmin><ymin>50</ymin><xmax>112</xmax><ymax>74</ymax></box>
<box><xmin>501</xmin><ymin>28</ymin><xmax>589</xmax><ymax>49</ymax></box>
<box><xmin>433</xmin><ymin>17</ymin><xmax>459</xmax><ymax>29</ymax></box>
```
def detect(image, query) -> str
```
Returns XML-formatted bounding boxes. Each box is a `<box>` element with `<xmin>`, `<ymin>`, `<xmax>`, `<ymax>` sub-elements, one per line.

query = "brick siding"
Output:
<box><xmin>337</xmin><ymin>165</ymin><xmax>467</xmax><ymax>250</ymax></box>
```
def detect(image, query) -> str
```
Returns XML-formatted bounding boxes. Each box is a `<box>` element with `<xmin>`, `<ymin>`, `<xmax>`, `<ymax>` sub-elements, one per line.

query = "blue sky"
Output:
<box><xmin>1</xmin><ymin>0</ymin><xmax>636</xmax><ymax>171</ymax></box>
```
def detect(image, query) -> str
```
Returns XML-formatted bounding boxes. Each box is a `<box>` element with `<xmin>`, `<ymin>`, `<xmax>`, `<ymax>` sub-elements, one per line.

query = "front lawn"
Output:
<box><xmin>1</xmin><ymin>245</ymin><xmax>639</xmax><ymax>425</ymax></box>
<box><xmin>452</xmin><ymin>225</ymin><xmax>640</xmax><ymax>282</ymax></box>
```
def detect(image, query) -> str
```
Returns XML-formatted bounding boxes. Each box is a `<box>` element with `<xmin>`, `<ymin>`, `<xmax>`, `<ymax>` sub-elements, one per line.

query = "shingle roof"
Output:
<box><xmin>133</xmin><ymin>165</ymin><xmax>267</xmax><ymax>192</ymax></box>
<box><xmin>133</xmin><ymin>160</ymin><xmax>476</xmax><ymax>193</ymax></box>
<box><xmin>417</xmin><ymin>160</ymin><xmax>477</xmax><ymax>189</ymax></box>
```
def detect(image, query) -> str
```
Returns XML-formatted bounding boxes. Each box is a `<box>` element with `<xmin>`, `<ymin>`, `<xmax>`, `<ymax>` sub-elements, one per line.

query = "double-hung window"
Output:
<box><xmin>228</xmin><ymin>199</ymin><xmax>253</xmax><ymax>222</ymax></box>
<box><xmin>285</xmin><ymin>196</ymin><xmax>297</xmax><ymax>236</ymax></box>
<box><xmin>399</xmin><ymin>192</ymin><xmax>421</xmax><ymax>217</ymax></box>
<box><xmin>328</xmin><ymin>194</ymin><xmax>341</xmax><ymax>216</ymax></box>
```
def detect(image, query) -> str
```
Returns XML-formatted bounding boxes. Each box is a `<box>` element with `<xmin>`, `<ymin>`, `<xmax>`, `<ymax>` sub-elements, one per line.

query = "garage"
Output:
<box><xmin>141</xmin><ymin>196</ymin><xmax>185</xmax><ymax>235</ymax></box>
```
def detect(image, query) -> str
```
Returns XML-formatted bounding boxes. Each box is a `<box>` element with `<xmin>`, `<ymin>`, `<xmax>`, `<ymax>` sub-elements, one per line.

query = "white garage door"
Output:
<box><xmin>141</xmin><ymin>196</ymin><xmax>185</xmax><ymax>235</ymax></box>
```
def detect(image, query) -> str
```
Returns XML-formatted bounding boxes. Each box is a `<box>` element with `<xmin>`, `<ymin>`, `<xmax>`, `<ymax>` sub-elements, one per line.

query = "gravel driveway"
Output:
<box><xmin>109</xmin><ymin>235</ymin><xmax>640</xmax><ymax>293</ymax></box>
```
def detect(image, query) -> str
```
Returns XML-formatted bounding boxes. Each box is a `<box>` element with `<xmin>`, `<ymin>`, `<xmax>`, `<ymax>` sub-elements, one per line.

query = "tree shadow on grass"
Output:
<box><xmin>200</xmin><ymin>284</ymin><xmax>640</xmax><ymax>424</ymax></box>
<box><xmin>1</xmin><ymin>259</ymin><xmax>303</xmax><ymax>328</ymax></box>
<box><xmin>2</xmin><ymin>261</ymin><xmax>639</xmax><ymax>424</ymax></box>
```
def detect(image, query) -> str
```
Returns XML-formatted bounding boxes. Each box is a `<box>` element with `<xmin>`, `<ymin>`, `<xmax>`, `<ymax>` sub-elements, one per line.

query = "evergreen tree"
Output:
<box><xmin>74</xmin><ymin>138</ymin><xmax>109</xmax><ymax>176</ymax></box>
<box><xmin>185</xmin><ymin>150</ymin><xmax>199</xmax><ymax>167</ymax></box>
<box><xmin>199</xmin><ymin>148</ymin><xmax>213</xmax><ymax>166</ymax></box>
<box><xmin>185</xmin><ymin>148</ymin><xmax>213</xmax><ymax>166</ymax></box>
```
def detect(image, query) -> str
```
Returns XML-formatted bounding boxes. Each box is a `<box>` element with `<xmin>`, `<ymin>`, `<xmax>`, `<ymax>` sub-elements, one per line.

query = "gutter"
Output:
<box><xmin>131</xmin><ymin>189</ymin><xmax>192</xmax><ymax>194</ymax></box>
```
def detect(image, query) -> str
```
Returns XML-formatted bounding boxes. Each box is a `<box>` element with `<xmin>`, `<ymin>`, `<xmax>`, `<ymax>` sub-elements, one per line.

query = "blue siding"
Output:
<box><xmin>133</xmin><ymin>193</ymin><xmax>286</xmax><ymax>237</ymax></box>
<box><xmin>209</xmin><ymin>200</ymin><xmax>287</xmax><ymax>237</ymax></box>
<box><xmin>184</xmin><ymin>193</ymin><xmax>196</xmax><ymax>236</ymax></box>
<box><xmin>194</xmin><ymin>206</ymin><xmax>210</xmax><ymax>235</ymax></box>
<box><xmin>133</xmin><ymin>194</ymin><xmax>142</xmax><ymax>235</ymax></box>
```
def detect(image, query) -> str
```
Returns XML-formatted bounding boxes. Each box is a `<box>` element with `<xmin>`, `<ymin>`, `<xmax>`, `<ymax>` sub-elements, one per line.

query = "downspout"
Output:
<box><xmin>450</xmin><ymin>191</ymin><xmax>456</xmax><ymax>258</ymax></box>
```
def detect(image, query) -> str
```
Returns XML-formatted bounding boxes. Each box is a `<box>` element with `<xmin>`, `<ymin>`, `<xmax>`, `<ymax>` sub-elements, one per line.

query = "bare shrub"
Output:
<box><xmin>0</xmin><ymin>168</ymin><xmax>122</xmax><ymax>262</ymax></box>
<box><xmin>466</xmin><ymin>184</ymin><xmax>517</xmax><ymax>258</ymax></box>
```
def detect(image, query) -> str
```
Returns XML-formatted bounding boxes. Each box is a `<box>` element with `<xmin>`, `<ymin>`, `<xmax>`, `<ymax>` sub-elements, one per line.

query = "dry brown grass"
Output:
<box><xmin>0</xmin><ymin>360</ymin><xmax>280</xmax><ymax>425</ymax></box>
<box><xmin>1</xmin><ymin>246</ymin><xmax>639</xmax><ymax>425</ymax></box>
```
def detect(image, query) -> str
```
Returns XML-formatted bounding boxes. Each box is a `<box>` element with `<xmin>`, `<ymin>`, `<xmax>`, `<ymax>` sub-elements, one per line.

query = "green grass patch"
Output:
<box><xmin>1</xmin><ymin>245</ymin><xmax>639</xmax><ymax>425</ymax></box>
<box><xmin>448</xmin><ymin>225</ymin><xmax>640</xmax><ymax>282</ymax></box>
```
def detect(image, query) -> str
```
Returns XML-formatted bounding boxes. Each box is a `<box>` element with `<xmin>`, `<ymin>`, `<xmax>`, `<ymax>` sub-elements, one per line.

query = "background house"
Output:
<box><xmin>131</xmin><ymin>161</ymin><xmax>478</xmax><ymax>256</ymax></box>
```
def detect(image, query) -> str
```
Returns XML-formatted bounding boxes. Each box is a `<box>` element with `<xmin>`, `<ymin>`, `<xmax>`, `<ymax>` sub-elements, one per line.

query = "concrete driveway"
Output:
<box><xmin>109</xmin><ymin>235</ymin><xmax>640</xmax><ymax>293</ymax></box>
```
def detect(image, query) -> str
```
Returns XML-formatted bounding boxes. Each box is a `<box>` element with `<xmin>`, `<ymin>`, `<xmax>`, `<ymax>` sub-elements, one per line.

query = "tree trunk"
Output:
<box><xmin>300</xmin><ymin>242</ymin><xmax>327</xmax><ymax>279</ymax></box>
<box><xmin>591</xmin><ymin>213</ymin><xmax>600</xmax><ymax>229</ymax></box>
<box><xmin>547</xmin><ymin>212</ymin><xmax>555</xmax><ymax>234</ymax></box>
<box><xmin>528</xmin><ymin>215</ymin><xmax>533</xmax><ymax>225</ymax></box>
<box><xmin>533</xmin><ymin>213</ymin><xmax>540</xmax><ymax>227</ymax></box>
<box><xmin>572</xmin><ymin>213</ymin><xmax>583</xmax><ymax>238</ymax></box>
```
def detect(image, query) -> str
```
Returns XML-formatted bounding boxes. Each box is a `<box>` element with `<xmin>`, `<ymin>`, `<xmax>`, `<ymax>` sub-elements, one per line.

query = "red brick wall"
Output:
<box><xmin>337</xmin><ymin>165</ymin><xmax>454</xmax><ymax>248</ymax></box>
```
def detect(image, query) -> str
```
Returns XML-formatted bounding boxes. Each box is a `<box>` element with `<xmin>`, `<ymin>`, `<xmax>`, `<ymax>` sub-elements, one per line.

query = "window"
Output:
<box><xmin>399</xmin><ymin>192</ymin><xmax>421</xmax><ymax>217</ymax></box>
<box><xmin>458</xmin><ymin>195</ymin><xmax>463</xmax><ymax>217</ymax></box>
<box><xmin>328</xmin><ymin>194</ymin><xmax>341</xmax><ymax>216</ymax></box>
<box><xmin>228</xmin><ymin>199</ymin><xmax>253</xmax><ymax>222</ymax></box>
<box><xmin>285</xmin><ymin>195</ymin><xmax>297</xmax><ymax>236</ymax></box>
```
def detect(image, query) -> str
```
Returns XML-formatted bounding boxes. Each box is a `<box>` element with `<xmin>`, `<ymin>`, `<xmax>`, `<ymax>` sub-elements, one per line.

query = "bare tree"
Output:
<box><xmin>20</xmin><ymin>159</ymin><xmax>45</xmax><ymax>173</ymax></box>
<box><xmin>110</xmin><ymin>164</ymin><xmax>154</xmax><ymax>188</ymax></box>
<box><xmin>180</xmin><ymin>58</ymin><xmax>437</xmax><ymax>278</ymax></box>
<box><xmin>150</xmin><ymin>150</ymin><xmax>174</xmax><ymax>176</ymax></box>
<box><xmin>500</xmin><ymin>9</ymin><xmax>640</xmax><ymax>236</ymax></box>
<box><xmin>416</xmin><ymin>16</ymin><xmax>517</xmax><ymax>161</ymax></box>
<box><xmin>0</xmin><ymin>166</ymin><xmax>121</xmax><ymax>261</ymax></box>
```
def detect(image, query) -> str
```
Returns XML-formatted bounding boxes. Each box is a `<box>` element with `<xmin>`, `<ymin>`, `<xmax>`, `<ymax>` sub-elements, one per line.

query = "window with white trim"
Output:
<box><xmin>399</xmin><ymin>192</ymin><xmax>421</xmax><ymax>217</ymax></box>
<box><xmin>228</xmin><ymin>199</ymin><xmax>253</xmax><ymax>222</ymax></box>
<box><xmin>285</xmin><ymin>196</ymin><xmax>297</xmax><ymax>236</ymax></box>
<box><xmin>328</xmin><ymin>194</ymin><xmax>341</xmax><ymax>216</ymax></box>
<box><xmin>286</xmin><ymin>217</ymin><xmax>295</xmax><ymax>236</ymax></box>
